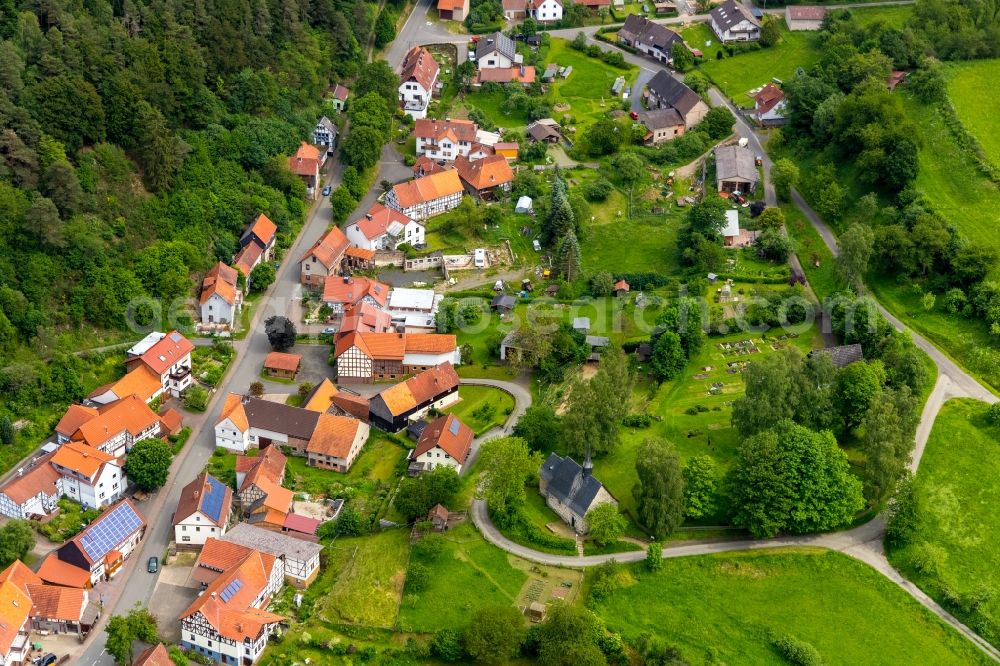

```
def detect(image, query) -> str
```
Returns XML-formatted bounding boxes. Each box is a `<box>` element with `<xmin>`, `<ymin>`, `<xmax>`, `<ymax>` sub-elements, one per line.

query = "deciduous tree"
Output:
<box><xmin>682</xmin><ymin>455</ymin><xmax>716</xmax><ymax>519</ymax></box>
<box><xmin>633</xmin><ymin>437</ymin><xmax>685</xmax><ymax>539</ymax></box>
<box><xmin>586</xmin><ymin>502</ymin><xmax>626</xmax><ymax>545</ymax></box>
<box><xmin>124</xmin><ymin>439</ymin><xmax>173</xmax><ymax>491</ymax></box>
<box><xmin>249</xmin><ymin>262</ymin><xmax>276</xmax><ymax>292</ymax></box>
<box><xmin>265</xmin><ymin>315</ymin><xmax>297</xmax><ymax>351</ymax></box>
<box><xmin>463</xmin><ymin>605</ymin><xmax>527</xmax><ymax>663</ymax></box>
<box><xmin>0</xmin><ymin>520</ymin><xmax>34</xmax><ymax>567</ymax></box>
<box><xmin>478</xmin><ymin>437</ymin><xmax>538</xmax><ymax>525</ymax></box>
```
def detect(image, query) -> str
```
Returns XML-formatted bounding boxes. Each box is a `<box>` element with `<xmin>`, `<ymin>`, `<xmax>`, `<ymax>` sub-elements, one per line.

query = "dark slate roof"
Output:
<box><xmin>476</xmin><ymin>32</ymin><xmax>517</xmax><ymax>62</ymax></box>
<box><xmin>629</xmin><ymin>15</ymin><xmax>682</xmax><ymax>50</ymax></box>
<box><xmin>810</xmin><ymin>343</ymin><xmax>864</xmax><ymax>369</ymax></box>
<box><xmin>407</xmin><ymin>420</ymin><xmax>428</xmax><ymax>441</ymax></box>
<box><xmin>646</xmin><ymin>71</ymin><xmax>702</xmax><ymax>116</ymax></box>
<box><xmin>619</xmin><ymin>14</ymin><xmax>648</xmax><ymax>42</ymax></box>
<box><xmin>527</xmin><ymin>121</ymin><xmax>561</xmax><ymax>142</ymax></box>
<box><xmin>711</xmin><ymin>0</ymin><xmax>760</xmax><ymax>31</ymax></box>
<box><xmin>540</xmin><ymin>453</ymin><xmax>605</xmax><ymax>519</ymax></box>
<box><xmin>492</xmin><ymin>294</ymin><xmax>517</xmax><ymax>310</ymax></box>
<box><xmin>244</xmin><ymin>399</ymin><xmax>321</xmax><ymax>441</ymax></box>
<box><xmin>643</xmin><ymin>108</ymin><xmax>685</xmax><ymax>130</ymax></box>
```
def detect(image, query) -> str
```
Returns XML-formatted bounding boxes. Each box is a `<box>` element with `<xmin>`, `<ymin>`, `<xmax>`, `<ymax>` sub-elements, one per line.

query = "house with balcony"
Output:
<box><xmin>124</xmin><ymin>330</ymin><xmax>195</xmax><ymax>399</ymax></box>
<box><xmin>398</xmin><ymin>46</ymin><xmax>440</xmax><ymax>119</ymax></box>
<box><xmin>710</xmin><ymin>0</ymin><xmax>761</xmax><ymax>42</ymax></box>
<box><xmin>181</xmin><ymin>540</ymin><xmax>284</xmax><ymax>665</ymax></box>
<box><xmin>414</xmin><ymin>118</ymin><xmax>478</xmax><ymax>161</ymax></box>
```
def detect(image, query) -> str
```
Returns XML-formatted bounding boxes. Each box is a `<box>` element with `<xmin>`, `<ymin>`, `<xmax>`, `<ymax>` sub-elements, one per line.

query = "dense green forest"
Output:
<box><xmin>0</xmin><ymin>0</ymin><xmax>403</xmax><ymax>422</ymax></box>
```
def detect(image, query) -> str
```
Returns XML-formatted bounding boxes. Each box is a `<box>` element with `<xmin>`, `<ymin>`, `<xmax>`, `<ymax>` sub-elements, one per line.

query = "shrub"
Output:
<box><xmin>584</xmin><ymin>179</ymin><xmax>613</xmax><ymax>202</ymax></box>
<box><xmin>623</xmin><ymin>413</ymin><xmax>653</xmax><ymax>427</ymax></box>
<box><xmin>645</xmin><ymin>542</ymin><xmax>663</xmax><ymax>572</ymax></box>
<box><xmin>184</xmin><ymin>385</ymin><xmax>209</xmax><ymax>412</ymax></box>
<box><xmin>431</xmin><ymin>628</ymin><xmax>465</xmax><ymax>662</ymax></box>
<box><xmin>987</xmin><ymin>402</ymin><xmax>1000</xmax><ymax>426</ymax></box>
<box><xmin>773</xmin><ymin>635</ymin><xmax>822</xmax><ymax>666</ymax></box>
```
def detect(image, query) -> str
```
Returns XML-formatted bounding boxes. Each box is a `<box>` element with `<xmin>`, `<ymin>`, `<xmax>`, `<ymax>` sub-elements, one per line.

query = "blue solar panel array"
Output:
<box><xmin>448</xmin><ymin>418</ymin><xmax>460</xmax><ymax>436</ymax></box>
<box><xmin>79</xmin><ymin>502</ymin><xmax>143</xmax><ymax>562</ymax></box>
<box><xmin>201</xmin><ymin>475</ymin><xmax>227</xmax><ymax>524</ymax></box>
<box><xmin>220</xmin><ymin>579</ymin><xmax>243</xmax><ymax>602</ymax></box>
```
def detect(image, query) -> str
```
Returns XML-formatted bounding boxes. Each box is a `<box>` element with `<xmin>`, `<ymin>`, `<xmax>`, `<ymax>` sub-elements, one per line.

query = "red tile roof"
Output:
<box><xmin>72</xmin><ymin>395</ymin><xmax>162</xmax><ymax>449</ymax></box>
<box><xmin>0</xmin><ymin>578</ymin><xmax>31</xmax><ymax>654</ymax></box>
<box><xmin>55</xmin><ymin>404</ymin><xmax>99</xmax><ymax>439</ymax></box>
<box><xmin>390</xmin><ymin>170</ymin><xmax>463</xmax><ymax>208</ymax></box>
<box><xmin>351</xmin><ymin>203</ymin><xmax>418</xmax><ymax>241</ymax></box>
<box><xmin>332</xmin><ymin>393</ymin><xmax>370</xmax><ymax>421</ymax></box>
<box><xmin>26</xmin><ymin>583</ymin><xmax>86</xmax><ymax>622</ymax></box>
<box><xmin>283</xmin><ymin>513</ymin><xmax>321</xmax><ymax>535</ymax></box>
<box><xmin>263</xmin><ymin>352</ymin><xmax>301</xmax><ymax>373</ymax></box>
<box><xmin>375</xmin><ymin>362</ymin><xmax>460</xmax><ymax>416</ymax></box>
<box><xmin>787</xmin><ymin>5</ymin><xmax>827</xmax><ymax>19</ymax></box>
<box><xmin>0</xmin><ymin>452</ymin><xmax>60</xmax><ymax>505</ymax></box>
<box><xmin>288</xmin><ymin>155</ymin><xmax>320</xmax><ymax>177</ymax></box>
<box><xmin>36</xmin><ymin>555</ymin><xmax>91</xmax><ymax>588</ymax></box>
<box><xmin>412</xmin><ymin>413</ymin><xmax>473</xmax><ymax>463</ymax></box>
<box><xmin>219</xmin><ymin>394</ymin><xmax>249</xmax><ymax>432</ymax></box>
<box><xmin>414</xmin><ymin>118</ymin><xmax>478</xmax><ymax>144</ymax></box>
<box><xmin>754</xmin><ymin>83</ymin><xmax>785</xmax><ymax>115</ymax></box>
<box><xmin>332</xmin><ymin>84</ymin><xmax>350</xmax><ymax>101</ymax></box>
<box><xmin>454</xmin><ymin>154</ymin><xmax>514</xmax><ymax>191</ymax></box>
<box><xmin>475</xmin><ymin>66</ymin><xmax>536</xmax><ymax>85</ymax></box>
<box><xmin>400</xmin><ymin>46</ymin><xmax>440</xmax><ymax>92</ymax></box>
<box><xmin>240</xmin><ymin>446</ymin><xmax>287</xmax><ymax>493</ymax></box>
<box><xmin>334</xmin><ymin>331</ymin><xmax>405</xmax><ymax>360</ymax></box>
<box><xmin>301</xmin><ymin>225</ymin><xmax>349</xmax><ymax>269</ymax></box>
<box><xmin>340</xmin><ymin>302</ymin><xmax>393</xmax><ymax>335</ymax></box>
<box><xmin>173</xmin><ymin>472</ymin><xmax>233</xmax><ymax>528</ymax></box>
<box><xmin>233</xmin><ymin>242</ymin><xmax>263</xmax><ymax>278</ymax></box>
<box><xmin>306</xmin><ymin>413</ymin><xmax>365</xmax><ymax>459</ymax></box>
<box><xmin>322</xmin><ymin>276</ymin><xmax>390</xmax><ymax>308</ymax></box>
<box><xmin>136</xmin><ymin>330</ymin><xmax>194</xmax><ymax>375</ymax></box>
<box><xmin>51</xmin><ymin>441</ymin><xmax>117</xmax><ymax>478</ymax></box>
<box><xmin>614</xmin><ymin>279</ymin><xmax>630</xmax><ymax>292</ymax></box>
<box><xmin>197</xmin><ymin>538</ymin><xmax>258</xmax><ymax>572</ymax></box>
<box><xmin>134</xmin><ymin>644</ymin><xmax>174</xmax><ymax>666</ymax></box>
<box><xmin>413</xmin><ymin>155</ymin><xmax>450</xmax><ymax>176</ymax></box>
<box><xmin>201</xmin><ymin>261</ymin><xmax>240</xmax><ymax>306</ymax></box>
<box><xmin>248</xmin><ymin>213</ymin><xmax>278</xmax><ymax>247</ymax></box>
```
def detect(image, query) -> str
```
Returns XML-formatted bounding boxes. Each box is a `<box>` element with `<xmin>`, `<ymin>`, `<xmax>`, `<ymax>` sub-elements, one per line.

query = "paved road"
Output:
<box><xmin>459</xmin><ymin>377</ymin><xmax>532</xmax><ymax>473</ymax></box>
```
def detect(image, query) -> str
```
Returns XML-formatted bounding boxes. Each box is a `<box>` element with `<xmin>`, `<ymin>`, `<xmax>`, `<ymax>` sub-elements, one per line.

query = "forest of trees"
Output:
<box><xmin>0</xmin><ymin>0</ymin><xmax>397</xmax><ymax>417</ymax></box>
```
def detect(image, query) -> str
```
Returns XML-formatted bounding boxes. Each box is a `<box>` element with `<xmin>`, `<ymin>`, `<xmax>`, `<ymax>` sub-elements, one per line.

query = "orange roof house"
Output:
<box><xmin>322</xmin><ymin>276</ymin><xmax>390</xmax><ymax>311</ymax></box>
<box><xmin>368</xmin><ymin>362</ymin><xmax>461</xmax><ymax>431</ymax></box>
<box><xmin>288</xmin><ymin>144</ymin><xmax>322</xmax><ymax>198</ymax></box>
<box><xmin>87</xmin><ymin>363</ymin><xmax>163</xmax><ymax>406</ymax></box>
<box><xmin>400</xmin><ymin>46</ymin><xmax>440</xmax><ymax>96</ymax></box>
<box><xmin>36</xmin><ymin>556</ymin><xmax>92</xmax><ymax>589</ymax></box>
<box><xmin>200</xmin><ymin>262</ymin><xmax>242</xmax><ymax>324</ymax></box>
<box><xmin>26</xmin><ymin>583</ymin><xmax>87</xmax><ymax>625</ymax></box>
<box><xmin>0</xmin><ymin>451</ymin><xmax>61</xmax><ymax>518</ymax></box>
<box><xmin>180</xmin><ymin>543</ymin><xmax>284</xmax><ymax>654</ymax></box>
<box><xmin>263</xmin><ymin>352</ymin><xmax>301</xmax><ymax>378</ymax></box>
<box><xmin>0</xmin><ymin>566</ymin><xmax>33</xmax><ymax>659</ymax></box>
<box><xmin>55</xmin><ymin>404</ymin><xmax>99</xmax><ymax>443</ymax></box>
<box><xmin>134</xmin><ymin>644</ymin><xmax>174</xmax><ymax>666</ymax></box>
<box><xmin>243</xmin><ymin>213</ymin><xmax>278</xmax><ymax>250</ymax></box>
<box><xmin>454</xmin><ymin>154</ymin><xmax>514</xmax><ymax>199</ymax></box>
<box><xmin>332</xmin><ymin>392</ymin><xmax>370</xmax><ymax>422</ymax></box>
<box><xmin>494</xmin><ymin>142</ymin><xmax>519</xmax><ymax>160</ymax></box>
<box><xmin>305</xmin><ymin>413</ymin><xmax>369</xmax><ymax>471</ymax></box>
<box><xmin>126</xmin><ymin>330</ymin><xmax>195</xmax><ymax>378</ymax></box>
<box><xmin>302</xmin><ymin>378</ymin><xmax>339</xmax><ymax>413</ymax></box>
<box><xmin>414</xmin><ymin>118</ymin><xmax>478</xmax><ymax>149</ymax></box>
<box><xmin>385</xmin><ymin>170</ymin><xmax>464</xmax><ymax>219</ymax></box>
<box><xmin>339</xmin><ymin>301</ymin><xmax>393</xmax><ymax>336</ymax></box>
<box><xmin>437</xmin><ymin>0</ymin><xmax>470</xmax><ymax>20</ymax></box>
<box><xmin>68</xmin><ymin>395</ymin><xmax>163</xmax><ymax>455</ymax></box>
<box><xmin>475</xmin><ymin>66</ymin><xmax>536</xmax><ymax>85</ymax></box>
<box><xmin>411</xmin><ymin>413</ymin><xmax>474</xmax><ymax>471</ymax></box>
<box><xmin>614</xmin><ymin>279</ymin><xmax>630</xmax><ymax>296</ymax></box>
<box><xmin>51</xmin><ymin>441</ymin><xmax>117</xmax><ymax>480</ymax></box>
<box><xmin>233</xmin><ymin>241</ymin><xmax>264</xmax><ymax>279</ymax></box>
<box><xmin>299</xmin><ymin>225</ymin><xmax>349</xmax><ymax>287</ymax></box>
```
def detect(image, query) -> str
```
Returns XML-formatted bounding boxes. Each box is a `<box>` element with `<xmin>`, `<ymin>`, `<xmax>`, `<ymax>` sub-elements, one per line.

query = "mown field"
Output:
<box><xmin>888</xmin><ymin>399</ymin><xmax>1000</xmax><ymax>649</ymax></box>
<box><xmin>591</xmin><ymin>548</ymin><xmax>993</xmax><ymax>665</ymax></box>
<box><xmin>947</xmin><ymin>58</ymin><xmax>1000</xmax><ymax>166</ymax></box>
<box><xmin>442</xmin><ymin>384</ymin><xmax>516</xmax><ymax>435</ymax></box>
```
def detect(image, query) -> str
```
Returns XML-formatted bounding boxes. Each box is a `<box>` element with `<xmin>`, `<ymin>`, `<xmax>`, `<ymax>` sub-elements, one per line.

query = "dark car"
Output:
<box><xmin>34</xmin><ymin>654</ymin><xmax>57</xmax><ymax>666</ymax></box>
<box><xmin>147</xmin><ymin>556</ymin><xmax>158</xmax><ymax>573</ymax></box>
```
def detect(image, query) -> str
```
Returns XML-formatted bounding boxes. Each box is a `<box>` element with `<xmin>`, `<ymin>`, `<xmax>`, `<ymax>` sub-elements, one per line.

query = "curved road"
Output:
<box><xmin>468</xmin><ymin>81</ymin><xmax>1000</xmax><ymax>663</ymax></box>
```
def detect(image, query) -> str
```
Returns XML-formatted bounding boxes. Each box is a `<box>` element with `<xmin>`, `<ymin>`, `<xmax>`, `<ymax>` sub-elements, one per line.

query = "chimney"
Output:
<box><xmin>343</xmin><ymin>276</ymin><xmax>350</xmax><ymax>284</ymax></box>
<box><xmin>211</xmin><ymin>592</ymin><xmax>217</xmax><ymax>598</ymax></box>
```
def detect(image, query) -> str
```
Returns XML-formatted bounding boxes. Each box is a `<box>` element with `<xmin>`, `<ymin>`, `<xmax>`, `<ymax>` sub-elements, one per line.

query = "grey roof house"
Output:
<box><xmin>709</xmin><ymin>0</ymin><xmax>761</xmax><ymax>42</ymax></box>
<box><xmin>538</xmin><ymin>453</ymin><xmax>617</xmax><ymax>534</ymax></box>
<box><xmin>476</xmin><ymin>32</ymin><xmax>520</xmax><ymax>68</ymax></box>
<box><xmin>645</xmin><ymin>70</ymin><xmax>709</xmax><ymax>128</ymax></box>
<box><xmin>618</xmin><ymin>15</ymin><xmax>684</xmax><ymax>65</ymax></box>
<box><xmin>714</xmin><ymin>144</ymin><xmax>758</xmax><ymax>194</ymax></box>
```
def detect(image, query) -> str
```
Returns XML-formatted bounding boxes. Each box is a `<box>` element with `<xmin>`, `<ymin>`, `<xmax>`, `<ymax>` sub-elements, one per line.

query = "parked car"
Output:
<box><xmin>629</xmin><ymin>111</ymin><xmax>639</xmax><ymax>120</ymax></box>
<box><xmin>321</xmin><ymin>327</ymin><xmax>337</xmax><ymax>335</ymax></box>
<box><xmin>34</xmin><ymin>655</ymin><xmax>56</xmax><ymax>666</ymax></box>
<box><xmin>147</xmin><ymin>556</ymin><xmax>158</xmax><ymax>573</ymax></box>
<box><xmin>322</xmin><ymin>185</ymin><xmax>332</xmax><ymax>196</ymax></box>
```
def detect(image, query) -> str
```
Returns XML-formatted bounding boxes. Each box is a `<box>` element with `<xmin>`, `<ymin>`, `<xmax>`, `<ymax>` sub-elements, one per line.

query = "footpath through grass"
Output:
<box><xmin>888</xmin><ymin>398</ymin><xmax>1000</xmax><ymax>649</ymax></box>
<box><xmin>590</xmin><ymin>548</ymin><xmax>993</xmax><ymax>665</ymax></box>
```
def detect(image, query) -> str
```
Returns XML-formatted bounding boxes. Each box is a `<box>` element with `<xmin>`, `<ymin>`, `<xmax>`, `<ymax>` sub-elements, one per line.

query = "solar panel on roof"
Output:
<box><xmin>220</xmin><ymin>578</ymin><xmax>243</xmax><ymax>602</ymax></box>
<box><xmin>448</xmin><ymin>418</ymin><xmax>460</xmax><ymax>436</ymax></box>
<box><xmin>169</xmin><ymin>332</ymin><xmax>182</xmax><ymax>342</ymax></box>
<box><xmin>79</xmin><ymin>502</ymin><xmax>143</xmax><ymax>562</ymax></box>
<box><xmin>201</xmin><ymin>476</ymin><xmax>227</xmax><ymax>524</ymax></box>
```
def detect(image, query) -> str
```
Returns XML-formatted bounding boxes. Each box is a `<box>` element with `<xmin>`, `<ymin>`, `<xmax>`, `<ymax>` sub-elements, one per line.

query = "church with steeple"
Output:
<box><xmin>538</xmin><ymin>448</ymin><xmax>617</xmax><ymax>534</ymax></box>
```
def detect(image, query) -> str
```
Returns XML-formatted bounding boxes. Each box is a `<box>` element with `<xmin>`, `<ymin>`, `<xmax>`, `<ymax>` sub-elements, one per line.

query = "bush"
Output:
<box><xmin>184</xmin><ymin>385</ymin><xmax>209</xmax><ymax>412</ymax></box>
<box><xmin>583</xmin><ymin>178</ymin><xmax>613</xmax><ymax>202</ymax></box>
<box><xmin>623</xmin><ymin>413</ymin><xmax>653</xmax><ymax>427</ymax></box>
<box><xmin>431</xmin><ymin>628</ymin><xmax>465</xmax><ymax>662</ymax></box>
<box><xmin>987</xmin><ymin>402</ymin><xmax>1000</xmax><ymax>426</ymax></box>
<box><xmin>773</xmin><ymin>635</ymin><xmax>822</xmax><ymax>666</ymax></box>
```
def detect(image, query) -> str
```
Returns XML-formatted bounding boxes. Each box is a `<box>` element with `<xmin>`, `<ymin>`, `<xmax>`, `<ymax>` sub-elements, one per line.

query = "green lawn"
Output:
<box><xmin>888</xmin><ymin>399</ymin><xmax>1000</xmax><ymax>648</ymax></box>
<box><xmin>397</xmin><ymin>522</ymin><xmax>528</xmax><ymax>632</ymax></box>
<box><xmin>283</xmin><ymin>434</ymin><xmax>408</xmax><ymax>496</ymax></box>
<box><xmin>948</xmin><ymin>59</ymin><xmax>1000</xmax><ymax>166</ymax></box>
<box><xmin>783</xmin><ymin>203</ymin><xmax>843</xmax><ymax>300</ymax></box>
<box><xmin>442</xmin><ymin>385</ymin><xmax>515</xmax><ymax>435</ymax></box>
<box><xmin>594</xmin><ymin>307</ymin><xmax>823</xmax><ymax>524</ymax></box>
<box><xmin>319</xmin><ymin>529</ymin><xmax>411</xmax><ymax>628</ymax></box>
<box><xmin>684</xmin><ymin>24</ymin><xmax>822</xmax><ymax>108</ymax></box>
<box><xmin>590</xmin><ymin>548</ymin><xmax>992</xmax><ymax>665</ymax></box>
<box><xmin>462</xmin><ymin>38</ymin><xmax>637</xmax><ymax>134</ymax></box>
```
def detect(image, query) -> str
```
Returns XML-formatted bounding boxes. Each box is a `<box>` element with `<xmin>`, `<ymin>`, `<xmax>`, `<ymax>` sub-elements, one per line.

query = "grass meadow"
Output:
<box><xmin>590</xmin><ymin>548</ymin><xmax>993</xmax><ymax>665</ymax></box>
<box><xmin>888</xmin><ymin>399</ymin><xmax>1000</xmax><ymax>649</ymax></box>
<box><xmin>442</xmin><ymin>384</ymin><xmax>516</xmax><ymax>435</ymax></box>
<box><xmin>946</xmin><ymin>59</ymin><xmax>1000</xmax><ymax>165</ymax></box>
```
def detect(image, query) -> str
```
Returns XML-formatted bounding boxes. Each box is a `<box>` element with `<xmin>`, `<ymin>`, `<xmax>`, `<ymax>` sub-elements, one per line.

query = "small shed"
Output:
<box><xmin>516</xmin><ymin>196</ymin><xmax>533</xmax><ymax>213</ymax></box>
<box><xmin>613</xmin><ymin>279</ymin><xmax>630</xmax><ymax>297</ymax></box>
<box><xmin>545</xmin><ymin>284</ymin><xmax>559</xmax><ymax>297</ymax></box>
<box><xmin>407</xmin><ymin>420</ymin><xmax>428</xmax><ymax>441</ymax></box>
<box><xmin>492</xmin><ymin>294</ymin><xmax>517</xmax><ymax>313</ymax></box>
<box><xmin>722</xmin><ymin>210</ymin><xmax>740</xmax><ymax>247</ymax></box>
<box><xmin>428</xmin><ymin>504</ymin><xmax>450</xmax><ymax>532</ymax></box>
<box><xmin>573</xmin><ymin>317</ymin><xmax>590</xmax><ymax>333</ymax></box>
<box><xmin>527</xmin><ymin>601</ymin><xmax>546</xmax><ymax>622</ymax></box>
<box><xmin>263</xmin><ymin>351</ymin><xmax>302</xmax><ymax>379</ymax></box>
